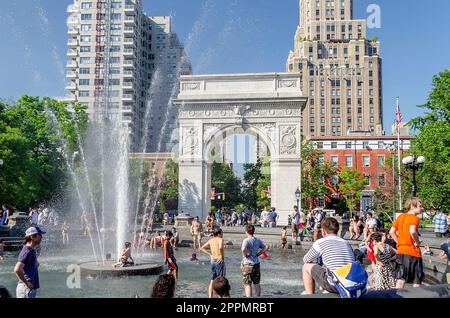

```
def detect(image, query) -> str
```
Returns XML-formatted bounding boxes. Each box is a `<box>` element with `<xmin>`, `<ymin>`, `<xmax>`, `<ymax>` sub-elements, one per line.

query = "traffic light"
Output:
<box><xmin>222</xmin><ymin>193</ymin><xmax>226</xmax><ymax>201</ymax></box>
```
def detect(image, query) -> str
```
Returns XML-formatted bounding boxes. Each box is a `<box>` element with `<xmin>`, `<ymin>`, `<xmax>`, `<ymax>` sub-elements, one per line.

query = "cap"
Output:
<box><xmin>25</xmin><ymin>226</ymin><xmax>46</xmax><ymax>238</ymax></box>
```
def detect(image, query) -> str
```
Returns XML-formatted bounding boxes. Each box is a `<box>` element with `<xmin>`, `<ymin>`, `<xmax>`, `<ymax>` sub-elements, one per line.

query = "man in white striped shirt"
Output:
<box><xmin>302</xmin><ymin>217</ymin><xmax>355</xmax><ymax>294</ymax></box>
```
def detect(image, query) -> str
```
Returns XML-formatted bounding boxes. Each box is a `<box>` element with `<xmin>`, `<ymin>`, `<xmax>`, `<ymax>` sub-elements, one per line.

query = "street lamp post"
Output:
<box><xmin>295</xmin><ymin>187</ymin><xmax>301</xmax><ymax>210</ymax></box>
<box><xmin>402</xmin><ymin>156</ymin><xmax>426</xmax><ymax>197</ymax></box>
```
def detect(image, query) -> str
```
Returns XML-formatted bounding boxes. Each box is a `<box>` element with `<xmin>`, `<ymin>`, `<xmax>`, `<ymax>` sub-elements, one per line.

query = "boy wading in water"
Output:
<box><xmin>241</xmin><ymin>225</ymin><xmax>268</xmax><ymax>298</ymax></box>
<box><xmin>200</xmin><ymin>228</ymin><xmax>226</xmax><ymax>298</ymax></box>
<box><xmin>164</xmin><ymin>230</ymin><xmax>178</xmax><ymax>280</ymax></box>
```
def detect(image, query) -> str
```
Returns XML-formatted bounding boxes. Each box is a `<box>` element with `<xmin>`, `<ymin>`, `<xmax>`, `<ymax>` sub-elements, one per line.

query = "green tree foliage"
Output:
<box><xmin>410</xmin><ymin>69</ymin><xmax>450</xmax><ymax>129</ymax></box>
<box><xmin>256</xmin><ymin>155</ymin><xmax>271</xmax><ymax>209</ymax></box>
<box><xmin>411</xmin><ymin>122</ymin><xmax>450</xmax><ymax>211</ymax></box>
<box><xmin>301</xmin><ymin>141</ymin><xmax>337</xmax><ymax>210</ymax></box>
<box><xmin>338</xmin><ymin>168</ymin><xmax>366</xmax><ymax>216</ymax></box>
<box><xmin>211</xmin><ymin>162</ymin><xmax>242</xmax><ymax>210</ymax></box>
<box><xmin>160</xmin><ymin>159</ymin><xmax>179</xmax><ymax>210</ymax></box>
<box><xmin>0</xmin><ymin>96</ymin><xmax>87</xmax><ymax>209</ymax></box>
<box><xmin>408</xmin><ymin>69</ymin><xmax>450</xmax><ymax>212</ymax></box>
<box><xmin>242</xmin><ymin>153</ymin><xmax>271</xmax><ymax>210</ymax></box>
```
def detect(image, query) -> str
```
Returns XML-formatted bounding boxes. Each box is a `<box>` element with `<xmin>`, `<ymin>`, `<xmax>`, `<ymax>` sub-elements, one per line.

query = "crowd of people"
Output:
<box><xmin>2</xmin><ymin>196</ymin><xmax>448</xmax><ymax>299</ymax></box>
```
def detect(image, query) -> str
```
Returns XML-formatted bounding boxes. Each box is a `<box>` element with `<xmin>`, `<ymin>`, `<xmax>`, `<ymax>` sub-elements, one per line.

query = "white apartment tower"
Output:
<box><xmin>287</xmin><ymin>0</ymin><xmax>383</xmax><ymax>137</ymax></box>
<box><xmin>66</xmin><ymin>0</ymin><xmax>192</xmax><ymax>151</ymax></box>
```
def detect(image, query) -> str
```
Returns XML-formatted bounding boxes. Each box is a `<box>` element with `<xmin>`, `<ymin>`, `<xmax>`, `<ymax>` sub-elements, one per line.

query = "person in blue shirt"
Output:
<box><xmin>14</xmin><ymin>226</ymin><xmax>46</xmax><ymax>298</ymax></box>
<box><xmin>241</xmin><ymin>225</ymin><xmax>268</xmax><ymax>298</ymax></box>
<box><xmin>433</xmin><ymin>211</ymin><xmax>449</xmax><ymax>238</ymax></box>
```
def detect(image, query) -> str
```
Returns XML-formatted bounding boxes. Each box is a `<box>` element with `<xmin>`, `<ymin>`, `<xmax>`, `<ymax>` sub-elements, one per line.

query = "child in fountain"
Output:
<box><xmin>61</xmin><ymin>221</ymin><xmax>69</xmax><ymax>245</ymax></box>
<box><xmin>281</xmin><ymin>227</ymin><xmax>288</xmax><ymax>249</ymax></box>
<box><xmin>113</xmin><ymin>242</ymin><xmax>134</xmax><ymax>268</ymax></box>
<box><xmin>163</xmin><ymin>231</ymin><xmax>178</xmax><ymax>280</ymax></box>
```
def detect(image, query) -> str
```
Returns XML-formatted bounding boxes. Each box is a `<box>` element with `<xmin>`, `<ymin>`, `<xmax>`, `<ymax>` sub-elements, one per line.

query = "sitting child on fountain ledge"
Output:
<box><xmin>113</xmin><ymin>242</ymin><xmax>135</xmax><ymax>268</ymax></box>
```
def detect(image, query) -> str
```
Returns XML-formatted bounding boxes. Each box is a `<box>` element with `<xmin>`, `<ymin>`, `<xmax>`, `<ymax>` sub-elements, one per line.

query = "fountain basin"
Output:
<box><xmin>79</xmin><ymin>261</ymin><xmax>163</xmax><ymax>278</ymax></box>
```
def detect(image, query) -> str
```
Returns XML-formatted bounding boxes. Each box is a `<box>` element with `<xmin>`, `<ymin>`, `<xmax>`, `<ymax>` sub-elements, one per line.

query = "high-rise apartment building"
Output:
<box><xmin>286</xmin><ymin>0</ymin><xmax>383</xmax><ymax>138</ymax></box>
<box><xmin>66</xmin><ymin>0</ymin><xmax>191</xmax><ymax>151</ymax></box>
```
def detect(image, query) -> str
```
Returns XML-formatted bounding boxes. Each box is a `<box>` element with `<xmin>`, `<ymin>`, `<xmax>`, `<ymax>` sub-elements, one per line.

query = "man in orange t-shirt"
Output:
<box><xmin>389</xmin><ymin>197</ymin><xmax>424</xmax><ymax>288</ymax></box>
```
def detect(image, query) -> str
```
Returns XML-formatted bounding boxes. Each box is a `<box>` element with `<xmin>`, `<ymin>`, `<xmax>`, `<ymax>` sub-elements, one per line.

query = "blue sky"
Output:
<box><xmin>0</xmin><ymin>0</ymin><xmax>449</xmax><ymax>129</ymax></box>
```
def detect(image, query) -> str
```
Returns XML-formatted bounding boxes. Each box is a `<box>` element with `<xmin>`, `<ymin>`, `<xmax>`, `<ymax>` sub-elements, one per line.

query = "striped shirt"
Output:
<box><xmin>303</xmin><ymin>235</ymin><xmax>355</xmax><ymax>283</ymax></box>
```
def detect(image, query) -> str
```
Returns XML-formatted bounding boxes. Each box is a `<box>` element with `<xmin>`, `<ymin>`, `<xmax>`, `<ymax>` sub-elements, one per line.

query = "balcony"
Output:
<box><xmin>67</xmin><ymin>39</ymin><xmax>78</xmax><ymax>47</ymax></box>
<box><xmin>68</xmin><ymin>28</ymin><xmax>79</xmax><ymax>36</ymax></box>
<box><xmin>124</xmin><ymin>5</ymin><xmax>135</xmax><ymax>14</ymax></box>
<box><xmin>66</xmin><ymin>61</ymin><xmax>78</xmax><ymax>68</ymax></box>
<box><xmin>123</xmin><ymin>60</ymin><xmax>134</xmax><ymax>68</ymax></box>
<box><xmin>121</xmin><ymin>106</ymin><xmax>133</xmax><ymax>114</ymax></box>
<box><xmin>65</xmin><ymin>82</ymin><xmax>77</xmax><ymax>91</ymax></box>
<box><xmin>123</xmin><ymin>48</ymin><xmax>134</xmax><ymax>56</ymax></box>
<box><xmin>124</xmin><ymin>26</ymin><xmax>134</xmax><ymax>34</ymax></box>
<box><xmin>67</xmin><ymin>49</ymin><xmax>78</xmax><ymax>57</ymax></box>
<box><xmin>67</xmin><ymin>4</ymin><xmax>79</xmax><ymax>13</ymax></box>
<box><xmin>122</xmin><ymin>82</ymin><xmax>134</xmax><ymax>89</ymax></box>
<box><xmin>123</xmin><ymin>38</ymin><xmax>134</xmax><ymax>46</ymax></box>
<box><xmin>122</xmin><ymin>94</ymin><xmax>134</xmax><ymax>101</ymax></box>
<box><xmin>123</xmin><ymin>70</ymin><xmax>133</xmax><ymax>78</ymax></box>
<box><xmin>66</xmin><ymin>71</ymin><xmax>77</xmax><ymax>79</ymax></box>
<box><xmin>67</xmin><ymin>17</ymin><xmax>79</xmax><ymax>25</ymax></box>
<box><xmin>124</xmin><ymin>17</ymin><xmax>135</xmax><ymax>25</ymax></box>
<box><xmin>63</xmin><ymin>95</ymin><xmax>77</xmax><ymax>102</ymax></box>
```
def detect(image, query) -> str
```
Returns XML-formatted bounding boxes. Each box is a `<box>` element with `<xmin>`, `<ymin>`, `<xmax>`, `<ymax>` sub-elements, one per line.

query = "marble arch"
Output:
<box><xmin>174</xmin><ymin>73</ymin><xmax>307</xmax><ymax>224</ymax></box>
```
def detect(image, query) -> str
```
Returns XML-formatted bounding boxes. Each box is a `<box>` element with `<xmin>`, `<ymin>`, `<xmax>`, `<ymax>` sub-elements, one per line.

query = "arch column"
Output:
<box><xmin>178</xmin><ymin>160</ymin><xmax>211</xmax><ymax>221</ymax></box>
<box><xmin>271</xmin><ymin>159</ymin><xmax>301</xmax><ymax>225</ymax></box>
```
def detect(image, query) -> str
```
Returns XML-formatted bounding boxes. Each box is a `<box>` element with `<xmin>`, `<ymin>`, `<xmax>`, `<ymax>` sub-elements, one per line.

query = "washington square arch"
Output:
<box><xmin>174</xmin><ymin>73</ymin><xmax>308</xmax><ymax>225</ymax></box>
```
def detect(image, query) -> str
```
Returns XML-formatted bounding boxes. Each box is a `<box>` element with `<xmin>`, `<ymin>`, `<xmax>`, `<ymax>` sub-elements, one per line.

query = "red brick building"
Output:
<box><xmin>308</xmin><ymin>134</ymin><xmax>413</xmax><ymax>211</ymax></box>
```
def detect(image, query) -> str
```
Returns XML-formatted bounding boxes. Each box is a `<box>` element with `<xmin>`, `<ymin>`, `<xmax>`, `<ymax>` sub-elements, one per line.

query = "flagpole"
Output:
<box><xmin>396</xmin><ymin>97</ymin><xmax>402</xmax><ymax>213</ymax></box>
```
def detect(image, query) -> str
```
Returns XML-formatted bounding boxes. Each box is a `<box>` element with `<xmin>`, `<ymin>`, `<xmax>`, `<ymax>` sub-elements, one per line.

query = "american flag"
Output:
<box><xmin>396</xmin><ymin>102</ymin><xmax>403</xmax><ymax>128</ymax></box>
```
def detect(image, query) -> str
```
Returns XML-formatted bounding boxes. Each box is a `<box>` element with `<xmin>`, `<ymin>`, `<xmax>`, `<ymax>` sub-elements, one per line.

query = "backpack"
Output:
<box><xmin>328</xmin><ymin>261</ymin><xmax>368</xmax><ymax>298</ymax></box>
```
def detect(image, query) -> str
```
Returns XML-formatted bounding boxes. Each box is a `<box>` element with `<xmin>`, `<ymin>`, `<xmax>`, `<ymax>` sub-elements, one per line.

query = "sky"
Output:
<box><xmin>0</xmin><ymin>0</ymin><xmax>449</xmax><ymax>130</ymax></box>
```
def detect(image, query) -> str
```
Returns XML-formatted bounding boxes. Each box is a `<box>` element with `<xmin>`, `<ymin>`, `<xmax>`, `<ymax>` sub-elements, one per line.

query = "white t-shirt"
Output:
<box><xmin>29</xmin><ymin>211</ymin><xmax>39</xmax><ymax>224</ymax></box>
<box><xmin>366</xmin><ymin>218</ymin><xmax>377</xmax><ymax>228</ymax></box>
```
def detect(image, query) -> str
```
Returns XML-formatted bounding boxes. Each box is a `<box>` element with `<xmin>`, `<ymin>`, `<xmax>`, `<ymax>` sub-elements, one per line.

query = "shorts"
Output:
<box><xmin>16</xmin><ymin>282</ymin><xmax>37</xmax><ymax>299</ymax></box>
<box><xmin>395</xmin><ymin>254</ymin><xmax>424</xmax><ymax>285</ymax></box>
<box><xmin>281</xmin><ymin>238</ymin><xmax>287</xmax><ymax>245</ymax></box>
<box><xmin>167</xmin><ymin>257</ymin><xmax>178</xmax><ymax>273</ymax></box>
<box><xmin>192</xmin><ymin>233</ymin><xmax>201</xmax><ymax>241</ymax></box>
<box><xmin>241</xmin><ymin>263</ymin><xmax>261</xmax><ymax>286</ymax></box>
<box><xmin>211</xmin><ymin>260</ymin><xmax>226</xmax><ymax>280</ymax></box>
<box><xmin>292</xmin><ymin>224</ymin><xmax>299</xmax><ymax>234</ymax></box>
<box><xmin>310</xmin><ymin>265</ymin><xmax>339</xmax><ymax>294</ymax></box>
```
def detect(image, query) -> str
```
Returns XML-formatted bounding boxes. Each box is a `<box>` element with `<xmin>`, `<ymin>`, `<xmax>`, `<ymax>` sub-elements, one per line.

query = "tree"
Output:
<box><xmin>255</xmin><ymin>154</ymin><xmax>271</xmax><ymax>209</ymax></box>
<box><xmin>301</xmin><ymin>141</ymin><xmax>337</xmax><ymax>210</ymax></box>
<box><xmin>411</xmin><ymin>122</ymin><xmax>450</xmax><ymax>211</ymax></box>
<box><xmin>211</xmin><ymin>162</ymin><xmax>241</xmax><ymax>210</ymax></box>
<box><xmin>407</xmin><ymin>69</ymin><xmax>450</xmax><ymax>212</ymax></box>
<box><xmin>242</xmin><ymin>158</ymin><xmax>263</xmax><ymax>210</ymax></box>
<box><xmin>160</xmin><ymin>159</ymin><xmax>179</xmax><ymax>210</ymax></box>
<box><xmin>410</xmin><ymin>69</ymin><xmax>450</xmax><ymax>130</ymax></box>
<box><xmin>338</xmin><ymin>168</ymin><xmax>367</xmax><ymax>216</ymax></box>
<box><xmin>0</xmin><ymin>96</ymin><xmax>88</xmax><ymax>209</ymax></box>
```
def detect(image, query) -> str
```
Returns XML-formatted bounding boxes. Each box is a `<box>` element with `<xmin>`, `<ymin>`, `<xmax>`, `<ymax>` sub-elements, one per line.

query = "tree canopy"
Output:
<box><xmin>0</xmin><ymin>96</ymin><xmax>87</xmax><ymax>209</ymax></box>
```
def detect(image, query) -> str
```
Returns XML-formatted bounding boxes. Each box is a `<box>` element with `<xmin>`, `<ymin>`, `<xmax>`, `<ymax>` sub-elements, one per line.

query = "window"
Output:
<box><xmin>317</xmin><ymin>142</ymin><xmax>324</xmax><ymax>149</ymax></box>
<box><xmin>111</xmin><ymin>24</ymin><xmax>121</xmax><ymax>30</ymax></box>
<box><xmin>377</xmin><ymin>155</ymin><xmax>385</xmax><ymax>168</ymax></box>
<box><xmin>80</xmin><ymin>35</ymin><xmax>91</xmax><ymax>42</ymax></box>
<box><xmin>379</xmin><ymin>174</ymin><xmax>386</xmax><ymax>187</ymax></box>
<box><xmin>331</xmin><ymin>156</ymin><xmax>339</xmax><ymax>166</ymax></box>
<box><xmin>363</xmin><ymin>156</ymin><xmax>370</xmax><ymax>167</ymax></box>
<box><xmin>80</xmin><ymin>57</ymin><xmax>91</xmax><ymax>64</ymax></box>
<box><xmin>79</xmin><ymin>79</ymin><xmax>90</xmax><ymax>86</ymax></box>
<box><xmin>79</xmin><ymin>91</ymin><xmax>89</xmax><ymax>97</ymax></box>
<box><xmin>81</xmin><ymin>2</ymin><xmax>93</xmax><ymax>9</ymax></box>
<box><xmin>364</xmin><ymin>174</ymin><xmax>371</xmax><ymax>186</ymax></box>
<box><xmin>345</xmin><ymin>156</ymin><xmax>353</xmax><ymax>167</ymax></box>
<box><xmin>111</xmin><ymin>35</ymin><xmax>121</xmax><ymax>42</ymax></box>
<box><xmin>378</xmin><ymin>141</ymin><xmax>384</xmax><ymax>149</ymax></box>
<box><xmin>110</xmin><ymin>57</ymin><xmax>120</xmax><ymax>63</ymax></box>
<box><xmin>345</xmin><ymin>142</ymin><xmax>352</xmax><ymax>149</ymax></box>
<box><xmin>81</xmin><ymin>14</ymin><xmax>92</xmax><ymax>20</ymax></box>
<box><xmin>331</xmin><ymin>142</ymin><xmax>337</xmax><ymax>149</ymax></box>
<box><xmin>79</xmin><ymin>67</ymin><xmax>90</xmax><ymax>74</ymax></box>
<box><xmin>110</xmin><ymin>45</ymin><xmax>121</xmax><ymax>52</ymax></box>
<box><xmin>363</xmin><ymin>141</ymin><xmax>369</xmax><ymax>149</ymax></box>
<box><xmin>318</xmin><ymin>155</ymin><xmax>324</xmax><ymax>166</ymax></box>
<box><xmin>111</xmin><ymin>13</ymin><xmax>121</xmax><ymax>20</ymax></box>
<box><xmin>80</xmin><ymin>46</ymin><xmax>91</xmax><ymax>53</ymax></box>
<box><xmin>111</xmin><ymin>2</ymin><xmax>122</xmax><ymax>8</ymax></box>
<box><xmin>332</xmin><ymin>173</ymin><xmax>339</xmax><ymax>186</ymax></box>
<box><xmin>109</xmin><ymin>79</ymin><xmax>120</xmax><ymax>85</ymax></box>
<box><xmin>81</xmin><ymin>24</ymin><xmax>91</xmax><ymax>31</ymax></box>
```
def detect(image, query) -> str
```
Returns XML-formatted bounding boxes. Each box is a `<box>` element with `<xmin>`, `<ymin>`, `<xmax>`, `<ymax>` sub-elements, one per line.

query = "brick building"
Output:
<box><xmin>309</xmin><ymin>133</ymin><xmax>413</xmax><ymax>211</ymax></box>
